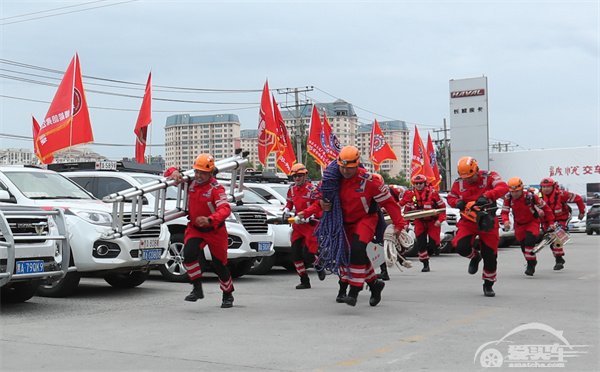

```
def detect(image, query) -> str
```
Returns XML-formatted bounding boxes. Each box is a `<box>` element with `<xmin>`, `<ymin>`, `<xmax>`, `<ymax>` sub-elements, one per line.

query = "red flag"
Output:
<box><xmin>411</xmin><ymin>126</ymin><xmax>435</xmax><ymax>181</ymax></box>
<box><xmin>134</xmin><ymin>72</ymin><xmax>152</xmax><ymax>163</ymax></box>
<box><xmin>257</xmin><ymin>80</ymin><xmax>278</xmax><ymax>166</ymax></box>
<box><xmin>32</xmin><ymin>117</ymin><xmax>53</xmax><ymax>164</ymax></box>
<box><xmin>272</xmin><ymin>95</ymin><xmax>296</xmax><ymax>174</ymax></box>
<box><xmin>369</xmin><ymin>119</ymin><xmax>397</xmax><ymax>171</ymax></box>
<box><xmin>307</xmin><ymin>105</ymin><xmax>330</xmax><ymax>167</ymax></box>
<box><xmin>322</xmin><ymin>112</ymin><xmax>340</xmax><ymax>159</ymax></box>
<box><xmin>426</xmin><ymin>133</ymin><xmax>441</xmax><ymax>190</ymax></box>
<box><xmin>36</xmin><ymin>54</ymin><xmax>93</xmax><ymax>162</ymax></box>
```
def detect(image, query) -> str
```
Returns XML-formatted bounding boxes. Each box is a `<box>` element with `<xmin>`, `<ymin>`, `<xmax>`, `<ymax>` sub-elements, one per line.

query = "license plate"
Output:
<box><xmin>142</xmin><ymin>249</ymin><xmax>162</xmax><ymax>261</ymax></box>
<box><xmin>258</xmin><ymin>242</ymin><xmax>271</xmax><ymax>252</ymax></box>
<box><xmin>139</xmin><ymin>238</ymin><xmax>159</xmax><ymax>249</ymax></box>
<box><xmin>16</xmin><ymin>260</ymin><xmax>45</xmax><ymax>274</ymax></box>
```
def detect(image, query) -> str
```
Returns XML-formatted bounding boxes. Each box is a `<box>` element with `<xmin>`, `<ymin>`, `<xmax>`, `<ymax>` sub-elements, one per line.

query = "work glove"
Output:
<box><xmin>475</xmin><ymin>195</ymin><xmax>492</xmax><ymax>207</ymax></box>
<box><xmin>282</xmin><ymin>207</ymin><xmax>291</xmax><ymax>223</ymax></box>
<box><xmin>456</xmin><ymin>200</ymin><xmax>466</xmax><ymax>211</ymax></box>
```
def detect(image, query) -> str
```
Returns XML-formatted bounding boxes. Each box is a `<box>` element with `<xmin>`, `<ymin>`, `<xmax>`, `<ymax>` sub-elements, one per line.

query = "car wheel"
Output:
<box><xmin>104</xmin><ymin>270</ymin><xmax>149</xmax><ymax>288</ymax></box>
<box><xmin>1</xmin><ymin>280</ymin><xmax>40</xmax><ymax>303</ymax></box>
<box><xmin>158</xmin><ymin>233</ymin><xmax>189</xmax><ymax>282</ymax></box>
<box><xmin>37</xmin><ymin>272</ymin><xmax>81</xmax><ymax>298</ymax></box>
<box><xmin>586</xmin><ymin>229</ymin><xmax>593</xmax><ymax>235</ymax></box>
<box><xmin>229</xmin><ymin>259</ymin><xmax>254</xmax><ymax>278</ymax></box>
<box><xmin>249</xmin><ymin>255</ymin><xmax>276</xmax><ymax>275</ymax></box>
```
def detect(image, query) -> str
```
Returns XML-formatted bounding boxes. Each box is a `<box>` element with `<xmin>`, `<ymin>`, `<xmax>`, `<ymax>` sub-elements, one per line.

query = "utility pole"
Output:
<box><xmin>276</xmin><ymin>86</ymin><xmax>314</xmax><ymax>164</ymax></box>
<box><xmin>433</xmin><ymin>119</ymin><xmax>451</xmax><ymax>190</ymax></box>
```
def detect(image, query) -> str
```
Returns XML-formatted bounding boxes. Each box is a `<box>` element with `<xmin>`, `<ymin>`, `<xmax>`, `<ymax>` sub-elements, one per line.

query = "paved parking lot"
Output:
<box><xmin>1</xmin><ymin>234</ymin><xmax>598</xmax><ymax>371</ymax></box>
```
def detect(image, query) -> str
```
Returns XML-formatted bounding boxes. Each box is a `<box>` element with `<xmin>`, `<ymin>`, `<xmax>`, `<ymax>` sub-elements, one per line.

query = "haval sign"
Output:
<box><xmin>450</xmin><ymin>89</ymin><xmax>485</xmax><ymax>98</ymax></box>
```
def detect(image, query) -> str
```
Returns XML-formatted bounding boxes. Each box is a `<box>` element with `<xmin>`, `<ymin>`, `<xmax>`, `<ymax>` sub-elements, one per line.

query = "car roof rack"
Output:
<box><xmin>216</xmin><ymin>170</ymin><xmax>290</xmax><ymax>183</ymax></box>
<box><xmin>47</xmin><ymin>161</ymin><xmax>163</xmax><ymax>175</ymax></box>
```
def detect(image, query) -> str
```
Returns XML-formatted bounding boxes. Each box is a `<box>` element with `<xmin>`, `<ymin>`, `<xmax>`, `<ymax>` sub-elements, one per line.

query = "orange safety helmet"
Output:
<box><xmin>457</xmin><ymin>156</ymin><xmax>479</xmax><ymax>179</ymax></box>
<box><xmin>290</xmin><ymin>163</ymin><xmax>308</xmax><ymax>176</ymax></box>
<box><xmin>411</xmin><ymin>174</ymin><xmax>427</xmax><ymax>185</ymax></box>
<box><xmin>337</xmin><ymin>146</ymin><xmax>360</xmax><ymax>167</ymax></box>
<box><xmin>540</xmin><ymin>177</ymin><xmax>556</xmax><ymax>187</ymax></box>
<box><xmin>193</xmin><ymin>153</ymin><xmax>215</xmax><ymax>172</ymax></box>
<box><xmin>507</xmin><ymin>177</ymin><xmax>524</xmax><ymax>191</ymax></box>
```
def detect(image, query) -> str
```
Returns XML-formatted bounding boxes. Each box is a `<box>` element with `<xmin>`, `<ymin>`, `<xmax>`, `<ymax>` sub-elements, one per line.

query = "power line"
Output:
<box><xmin>0</xmin><ymin>0</ymin><xmax>110</xmax><ymax>21</ymax></box>
<box><xmin>0</xmin><ymin>0</ymin><xmax>138</xmax><ymax>26</ymax></box>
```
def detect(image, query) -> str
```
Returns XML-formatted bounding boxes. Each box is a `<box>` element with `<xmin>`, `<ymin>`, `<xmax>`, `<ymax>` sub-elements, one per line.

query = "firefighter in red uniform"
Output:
<box><xmin>501</xmin><ymin>177</ymin><xmax>555</xmax><ymax>276</ymax></box>
<box><xmin>283</xmin><ymin>163</ymin><xmax>324</xmax><ymax>289</ymax></box>
<box><xmin>299</xmin><ymin>146</ymin><xmax>407</xmax><ymax>307</ymax></box>
<box><xmin>399</xmin><ymin>174</ymin><xmax>446</xmax><ymax>272</ymax></box>
<box><xmin>447</xmin><ymin>156</ymin><xmax>509</xmax><ymax>297</ymax></box>
<box><xmin>539</xmin><ymin>177</ymin><xmax>586</xmax><ymax>270</ymax></box>
<box><xmin>165</xmin><ymin>154</ymin><xmax>235</xmax><ymax>308</ymax></box>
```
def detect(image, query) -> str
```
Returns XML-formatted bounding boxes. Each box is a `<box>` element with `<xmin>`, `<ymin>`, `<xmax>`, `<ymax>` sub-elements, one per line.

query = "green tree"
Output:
<box><xmin>380</xmin><ymin>171</ymin><xmax>410</xmax><ymax>187</ymax></box>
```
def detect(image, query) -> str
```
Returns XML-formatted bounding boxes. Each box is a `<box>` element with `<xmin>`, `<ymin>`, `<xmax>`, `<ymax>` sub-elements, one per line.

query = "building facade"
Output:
<box><xmin>0</xmin><ymin>148</ymin><xmax>107</xmax><ymax>165</ymax></box>
<box><xmin>164</xmin><ymin>114</ymin><xmax>241</xmax><ymax>169</ymax></box>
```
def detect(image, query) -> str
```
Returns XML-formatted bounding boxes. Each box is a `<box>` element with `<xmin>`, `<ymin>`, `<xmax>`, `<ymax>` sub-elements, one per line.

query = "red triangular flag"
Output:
<box><xmin>134</xmin><ymin>72</ymin><xmax>152</xmax><ymax>163</ymax></box>
<box><xmin>257</xmin><ymin>80</ymin><xmax>278</xmax><ymax>166</ymax></box>
<box><xmin>426</xmin><ymin>133</ymin><xmax>441</xmax><ymax>190</ymax></box>
<box><xmin>35</xmin><ymin>54</ymin><xmax>93</xmax><ymax>161</ymax></box>
<box><xmin>411</xmin><ymin>126</ymin><xmax>435</xmax><ymax>182</ymax></box>
<box><xmin>272</xmin><ymin>95</ymin><xmax>296</xmax><ymax>174</ymax></box>
<box><xmin>369</xmin><ymin>119</ymin><xmax>397</xmax><ymax>171</ymax></box>
<box><xmin>32</xmin><ymin>116</ymin><xmax>53</xmax><ymax>164</ymax></box>
<box><xmin>307</xmin><ymin>105</ymin><xmax>330</xmax><ymax>167</ymax></box>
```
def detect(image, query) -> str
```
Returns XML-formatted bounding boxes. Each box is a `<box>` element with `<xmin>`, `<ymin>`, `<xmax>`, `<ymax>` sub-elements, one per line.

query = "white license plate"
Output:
<box><xmin>258</xmin><ymin>242</ymin><xmax>271</xmax><ymax>252</ymax></box>
<box><xmin>142</xmin><ymin>249</ymin><xmax>162</xmax><ymax>261</ymax></box>
<box><xmin>16</xmin><ymin>260</ymin><xmax>45</xmax><ymax>274</ymax></box>
<box><xmin>139</xmin><ymin>238</ymin><xmax>159</xmax><ymax>249</ymax></box>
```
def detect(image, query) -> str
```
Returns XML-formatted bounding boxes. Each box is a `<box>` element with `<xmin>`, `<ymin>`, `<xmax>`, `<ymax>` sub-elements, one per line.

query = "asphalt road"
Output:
<box><xmin>1</xmin><ymin>234</ymin><xmax>598</xmax><ymax>372</ymax></box>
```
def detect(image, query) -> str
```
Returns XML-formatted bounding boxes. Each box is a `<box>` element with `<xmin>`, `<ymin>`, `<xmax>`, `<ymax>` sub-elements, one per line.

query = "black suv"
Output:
<box><xmin>586</xmin><ymin>204</ymin><xmax>600</xmax><ymax>235</ymax></box>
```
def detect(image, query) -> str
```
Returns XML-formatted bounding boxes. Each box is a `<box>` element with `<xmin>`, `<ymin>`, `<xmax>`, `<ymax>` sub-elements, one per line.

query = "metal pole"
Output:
<box><xmin>443</xmin><ymin>118</ymin><xmax>451</xmax><ymax>190</ymax></box>
<box><xmin>294</xmin><ymin>88</ymin><xmax>303</xmax><ymax>163</ymax></box>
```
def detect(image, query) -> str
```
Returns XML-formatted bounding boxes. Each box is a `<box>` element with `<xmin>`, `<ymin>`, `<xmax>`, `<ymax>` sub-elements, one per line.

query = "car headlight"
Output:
<box><xmin>68</xmin><ymin>208</ymin><xmax>113</xmax><ymax>226</ymax></box>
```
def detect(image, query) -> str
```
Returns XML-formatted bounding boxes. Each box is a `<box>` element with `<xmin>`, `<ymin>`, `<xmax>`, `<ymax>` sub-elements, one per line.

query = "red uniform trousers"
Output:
<box><xmin>291</xmin><ymin>222</ymin><xmax>319</xmax><ymax>277</ymax></box>
<box><xmin>414</xmin><ymin>218</ymin><xmax>441</xmax><ymax>262</ymax></box>
<box><xmin>338</xmin><ymin>214</ymin><xmax>378</xmax><ymax>288</ymax></box>
<box><xmin>514</xmin><ymin>220</ymin><xmax>540</xmax><ymax>262</ymax></box>
<box><xmin>183</xmin><ymin>225</ymin><xmax>233</xmax><ymax>294</ymax></box>
<box><xmin>453</xmin><ymin>218</ymin><xmax>499</xmax><ymax>282</ymax></box>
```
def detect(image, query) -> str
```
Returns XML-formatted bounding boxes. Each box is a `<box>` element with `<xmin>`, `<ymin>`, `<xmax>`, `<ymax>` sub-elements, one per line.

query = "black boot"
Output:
<box><xmin>468</xmin><ymin>253</ymin><xmax>482</xmax><ymax>275</ymax></box>
<box><xmin>221</xmin><ymin>292</ymin><xmax>234</xmax><ymax>308</ymax></box>
<box><xmin>378</xmin><ymin>263</ymin><xmax>390</xmax><ymax>281</ymax></box>
<box><xmin>421</xmin><ymin>260</ymin><xmax>430</xmax><ymax>272</ymax></box>
<box><xmin>368</xmin><ymin>279</ymin><xmax>385</xmax><ymax>307</ymax></box>
<box><xmin>317</xmin><ymin>268</ymin><xmax>326</xmax><ymax>281</ymax></box>
<box><xmin>342</xmin><ymin>285</ymin><xmax>361</xmax><ymax>307</ymax></box>
<box><xmin>184</xmin><ymin>279</ymin><xmax>204</xmax><ymax>302</ymax></box>
<box><xmin>483</xmin><ymin>281</ymin><xmax>495</xmax><ymax>297</ymax></box>
<box><xmin>336</xmin><ymin>281</ymin><xmax>348</xmax><ymax>303</ymax></box>
<box><xmin>525</xmin><ymin>261</ymin><xmax>537</xmax><ymax>276</ymax></box>
<box><xmin>553</xmin><ymin>256</ymin><xmax>565</xmax><ymax>271</ymax></box>
<box><xmin>295</xmin><ymin>274</ymin><xmax>311</xmax><ymax>289</ymax></box>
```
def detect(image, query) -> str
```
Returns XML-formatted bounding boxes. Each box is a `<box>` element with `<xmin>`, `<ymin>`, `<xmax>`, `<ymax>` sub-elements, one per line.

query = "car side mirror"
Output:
<box><xmin>0</xmin><ymin>190</ymin><xmax>11</xmax><ymax>201</ymax></box>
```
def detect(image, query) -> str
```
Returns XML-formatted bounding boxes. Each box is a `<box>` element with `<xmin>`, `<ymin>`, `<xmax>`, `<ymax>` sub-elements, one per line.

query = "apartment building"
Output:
<box><xmin>164</xmin><ymin>114</ymin><xmax>241</xmax><ymax>169</ymax></box>
<box><xmin>0</xmin><ymin>148</ymin><xmax>107</xmax><ymax>165</ymax></box>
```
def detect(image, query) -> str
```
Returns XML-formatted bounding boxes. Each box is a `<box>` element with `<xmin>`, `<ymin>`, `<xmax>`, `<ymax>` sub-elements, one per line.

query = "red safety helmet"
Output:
<box><xmin>540</xmin><ymin>177</ymin><xmax>556</xmax><ymax>187</ymax></box>
<box><xmin>411</xmin><ymin>174</ymin><xmax>427</xmax><ymax>185</ymax></box>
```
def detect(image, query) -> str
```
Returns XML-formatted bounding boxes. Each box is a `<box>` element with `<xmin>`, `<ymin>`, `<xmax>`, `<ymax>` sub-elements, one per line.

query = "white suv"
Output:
<box><xmin>61</xmin><ymin>170</ymin><xmax>275</xmax><ymax>281</ymax></box>
<box><xmin>0</xmin><ymin>166</ymin><xmax>170</xmax><ymax>297</ymax></box>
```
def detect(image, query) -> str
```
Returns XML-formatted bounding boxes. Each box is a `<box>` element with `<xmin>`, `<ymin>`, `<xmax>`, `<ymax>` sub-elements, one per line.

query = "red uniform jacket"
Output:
<box><xmin>304</xmin><ymin>168</ymin><xmax>406</xmax><ymax>230</ymax></box>
<box><xmin>502</xmin><ymin>191</ymin><xmax>554</xmax><ymax>230</ymax></box>
<box><xmin>285</xmin><ymin>181</ymin><xmax>322</xmax><ymax>218</ymax></box>
<box><xmin>186</xmin><ymin>178</ymin><xmax>231</xmax><ymax>238</ymax></box>
<box><xmin>399</xmin><ymin>187</ymin><xmax>447</xmax><ymax>223</ymax></box>
<box><xmin>447</xmin><ymin>170</ymin><xmax>509</xmax><ymax>208</ymax></box>
<box><xmin>542</xmin><ymin>188</ymin><xmax>585</xmax><ymax>222</ymax></box>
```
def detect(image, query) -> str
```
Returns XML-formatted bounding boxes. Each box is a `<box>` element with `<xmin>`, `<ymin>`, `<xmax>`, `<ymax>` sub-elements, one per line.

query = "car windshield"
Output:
<box><xmin>5</xmin><ymin>171</ymin><xmax>93</xmax><ymax>199</ymax></box>
<box><xmin>269</xmin><ymin>185</ymin><xmax>289</xmax><ymax>200</ymax></box>
<box><xmin>132</xmin><ymin>175</ymin><xmax>179</xmax><ymax>200</ymax></box>
<box><xmin>241</xmin><ymin>188</ymin><xmax>270</xmax><ymax>204</ymax></box>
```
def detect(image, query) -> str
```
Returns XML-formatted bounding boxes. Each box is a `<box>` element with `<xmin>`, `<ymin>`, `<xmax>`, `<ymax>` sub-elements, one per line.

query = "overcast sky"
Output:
<box><xmin>0</xmin><ymin>0</ymin><xmax>598</xmax><ymax>160</ymax></box>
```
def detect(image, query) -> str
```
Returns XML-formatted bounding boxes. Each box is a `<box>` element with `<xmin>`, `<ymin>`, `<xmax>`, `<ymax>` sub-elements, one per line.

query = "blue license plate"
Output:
<box><xmin>258</xmin><ymin>242</ymin><xmax>271</xmax><ymax>252</ymax></box>
<box><xmin>142</xmin><ymin>249</ymin><xmax>162</xmax><ymax>260</ymax></box>
<box><xmin>16</xmin><ymin>260</ymin><xmax>44</xmax><ymax>274</ymax></box>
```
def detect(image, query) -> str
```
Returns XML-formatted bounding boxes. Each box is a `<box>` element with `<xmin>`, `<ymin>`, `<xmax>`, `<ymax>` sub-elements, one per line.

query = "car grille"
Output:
<box><xmin>235</xmin><ymin>208</ymin><xmax>268</xmax><ymax>234</ymax></box>
<box><xmin>446</xmin><ymin>213</ymin><xmax>458</xmax><ymax>225</ymax></box>
<box><xmin>121</xmin><ymin>213</ymin><xmax>162</xmax><ymax>239</ymax></box>
<box><xmin>0</xmin><ymin>217</ymin><xmax>49</xmax><ymax>244</ymax></box>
